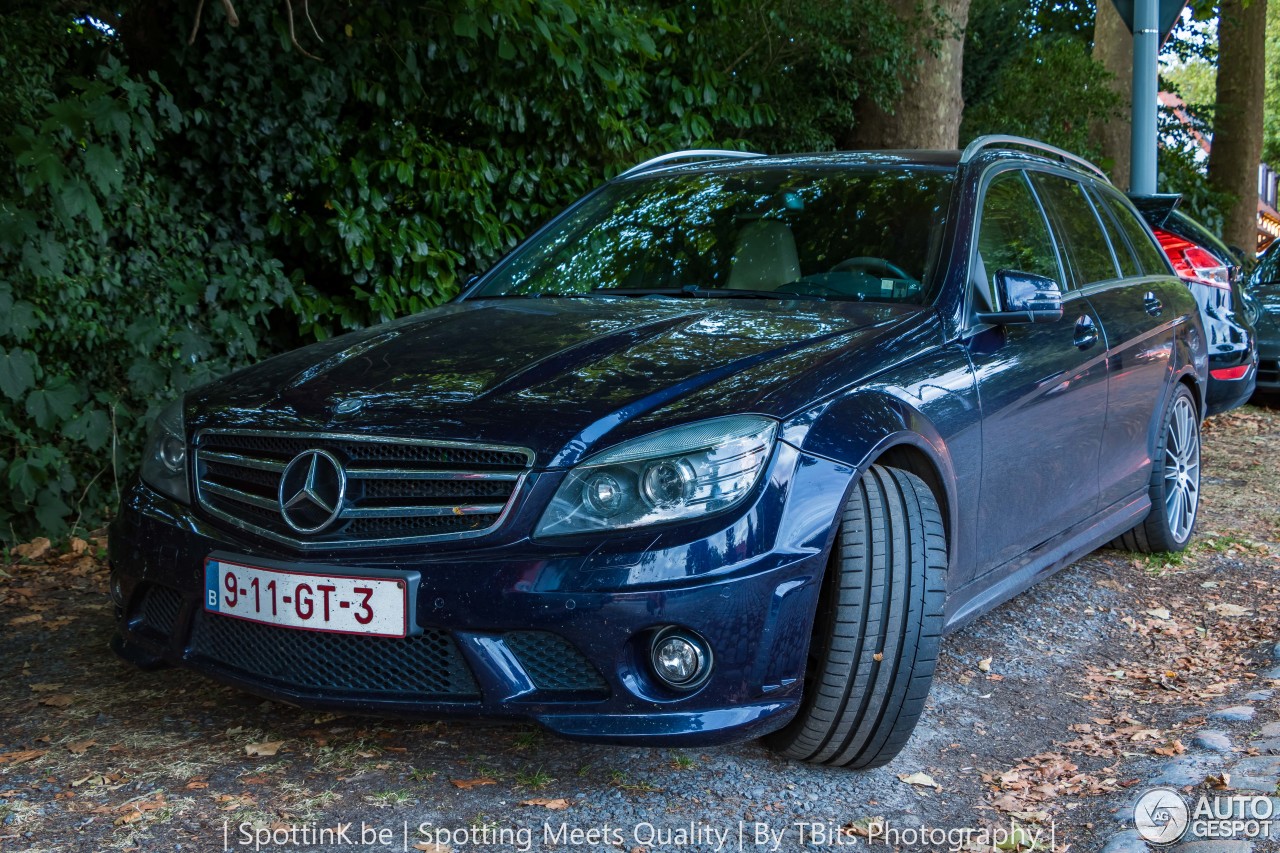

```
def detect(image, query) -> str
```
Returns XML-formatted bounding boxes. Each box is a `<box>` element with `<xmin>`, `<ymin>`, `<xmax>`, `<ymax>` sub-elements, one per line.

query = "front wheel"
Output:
<box><xmin>765</xmin><ymin>465</ymin><xmax>947</xmax><ymax>769</ymax></box>
<box><xmin>1111</xmin><ymin>383</ymin><xmax>1201</xmax><ymax>553</ymax></box>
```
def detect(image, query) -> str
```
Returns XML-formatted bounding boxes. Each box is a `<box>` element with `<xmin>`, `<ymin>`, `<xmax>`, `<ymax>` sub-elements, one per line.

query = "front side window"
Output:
<box><xmin>472</xmin><ymin>167</ymin><xmax>955</xmax><ymax>305</ymax></box>
<box><xmin>973</xmin><ymin>170</ymin><xmax>1061</xmax><ymax>310</ymax></box>
<box><xmin>1030</xmin><ymin>173</ymin><xmax>1120</xmax><ymax>287</ymax></box>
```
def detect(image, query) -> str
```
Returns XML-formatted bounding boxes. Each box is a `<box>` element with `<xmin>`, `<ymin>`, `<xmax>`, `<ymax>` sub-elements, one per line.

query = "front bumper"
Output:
<box><xmin>1256</xmin><ymin>336</ymin><xmax>1279</xmax><ymax>393</ymax></box>
<box><xmin>108</xmin><ymin>446</ymin><xmax>854</xmax><ymax>746</ymax></box>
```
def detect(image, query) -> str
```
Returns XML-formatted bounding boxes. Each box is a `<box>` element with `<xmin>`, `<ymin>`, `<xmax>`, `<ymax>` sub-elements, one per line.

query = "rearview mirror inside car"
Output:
<box><xmin>976</xmin><ymin>270</ymin><xmax>1064</xmax><ymax>325</ymax></box>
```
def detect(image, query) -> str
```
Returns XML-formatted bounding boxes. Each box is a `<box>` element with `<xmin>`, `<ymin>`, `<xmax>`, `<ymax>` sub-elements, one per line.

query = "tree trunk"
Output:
<box><xmin>1208</xmin><ymin>0</ymin><xmax>1268</xmax><ymax>253</ymax></box>
<box><xmin>849</xmin><ymin>0</ymin><xmax>972</xmax><ymax>150</ymax></box>
<box><xmin>1092</xmin><ymin>0</ymin><xmax>1133</xmax><ymax>189</ymax></box>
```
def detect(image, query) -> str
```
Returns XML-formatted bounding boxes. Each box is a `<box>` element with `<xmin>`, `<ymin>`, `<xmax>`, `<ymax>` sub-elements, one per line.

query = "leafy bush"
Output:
<box><xmin>0</xmin><ymin>1</ymin><xmax>911</xmax><ymax>541</ymax></box>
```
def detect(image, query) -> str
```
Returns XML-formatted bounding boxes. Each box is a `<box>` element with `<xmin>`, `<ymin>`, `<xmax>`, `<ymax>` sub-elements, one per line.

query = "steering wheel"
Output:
<box><xmin>831</xmin><ymin>256</ymin><xmax>913</xmax><ymax>280</ymax></box>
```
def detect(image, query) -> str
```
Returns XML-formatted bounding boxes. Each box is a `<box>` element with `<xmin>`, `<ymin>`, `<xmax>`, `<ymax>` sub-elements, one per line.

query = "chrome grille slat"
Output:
<box><xmin>200</xmin><ymin>450</ymin><xmax>288</xmax><ymax>472</ymax></box>
<box><xmin>193</xmin><ymin>430</ymin><xmax>533</xmax><ymax>549</ymax></box>
<box><xmin>201</xmin><ymin>480</ymin><xmax>280</xmax><ymax>510</ymax></box>
<box><xmin>343</xmin><ymin>504</ymin><xmax>507</xmax><ymax>519</ymax></box>
<box><xmin>344</xmin><ymin>468</ymin><xmax>520</xmax><ymax>481</ymax></box>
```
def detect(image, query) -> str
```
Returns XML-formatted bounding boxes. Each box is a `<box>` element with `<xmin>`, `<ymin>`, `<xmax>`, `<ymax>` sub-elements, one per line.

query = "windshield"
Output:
<box><xmin>471</xmin><ymin>166</ymin><xmax>955</xmax><ymax>304</ymax></box>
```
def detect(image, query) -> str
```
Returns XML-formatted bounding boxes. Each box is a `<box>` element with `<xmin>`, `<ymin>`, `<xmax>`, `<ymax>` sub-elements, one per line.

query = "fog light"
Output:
<box><xmin>650</xmin><ymin>628</ymin><xmax>711</xmax><ymax>690</ymax></box>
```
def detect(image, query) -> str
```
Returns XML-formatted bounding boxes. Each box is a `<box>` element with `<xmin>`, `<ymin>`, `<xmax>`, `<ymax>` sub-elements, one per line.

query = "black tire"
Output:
<box><xmin>1109</xmin><ymin>383</ymin><xmax>1201</xmax><ymax>553</ymax></box>
<box><xmin>765</xmin><ymin>465</ymin><xmax>947</xmax><ymax>769</ymax></box>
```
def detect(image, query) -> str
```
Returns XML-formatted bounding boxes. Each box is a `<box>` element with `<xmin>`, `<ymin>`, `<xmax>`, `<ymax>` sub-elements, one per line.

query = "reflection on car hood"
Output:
<box><xmin>187</xmin><ymin>297</ymin><xmax>933</xmax><ymax>464</ymax></box>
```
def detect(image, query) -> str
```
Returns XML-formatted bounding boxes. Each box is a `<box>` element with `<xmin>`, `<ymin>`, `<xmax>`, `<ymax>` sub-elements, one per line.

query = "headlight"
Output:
<box><xmin>534</xmin><ymin>415</ymin><xmax>778</xmax><ymax>537</ymax></box>
<box><xmin>139</xmin><ymin>399</ymin><xmax>190</xmax><ymax>504</ymax></box>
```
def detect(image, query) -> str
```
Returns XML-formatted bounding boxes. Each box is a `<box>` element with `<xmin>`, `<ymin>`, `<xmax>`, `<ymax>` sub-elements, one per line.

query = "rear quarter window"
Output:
<box><xmin>1095</xmin><ymin>189</ymin><xmax>1174</xmax><ymax>276</ymax></box>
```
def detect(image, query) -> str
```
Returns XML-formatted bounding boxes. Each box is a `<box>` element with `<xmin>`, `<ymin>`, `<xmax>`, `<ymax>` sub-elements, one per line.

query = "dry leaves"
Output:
<box><xmin>412</xmin><ymin>843</ymin><xmax>453</xmax><ymax>853</ymax></box>
<box><xmin>244</xmin><ymin>740</ymin><xmax>285</xmax><ymax>757</ymax></box>
<box><xmin>520</xmin><ymin>797</ymin><xmax>571</xmax><ymax>810</ymax></box>
<box><xmin>66</xmin><ymin>738</ymin><xmax>96</xmax><ymax>755</ymax></box>
<box><xmin>11</xmin><ymin>537</ymin><xmax>52</xmax><ymax>560</ymax></box>
<box><xmin>897</xmin><ymin>771</ymin><xmax>941</xmax><ymax>791</ymax></box>
<box><xmin>0</xmin><ymin>748</ymin><xmax>46</xmax><ymax>766</ymax></box>
<box><xmin>39</xmin><ymin>694</ymin><xmax>74</xmax><ymax>709</ymax></box>
<box><xmin>450</xmin><ymin>777</ymin><xmax>497</xmax><ymax>789</ymax></box>
<box><xmin>841</xmin><ymin>816</ymin><xmax>886</xmax><ymax>838</ymax></box>
<box><xmin>984</xmin><ymin>751</ymin><xmax>1121</xmax><ymax>816</ymax></box>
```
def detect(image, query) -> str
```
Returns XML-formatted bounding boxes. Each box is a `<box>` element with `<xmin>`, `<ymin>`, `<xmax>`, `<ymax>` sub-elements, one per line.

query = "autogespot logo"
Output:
<box><xmin>1134</xmin><ymin>787</ymin><xmax>1190</xmax><ymax>845</ymax></box>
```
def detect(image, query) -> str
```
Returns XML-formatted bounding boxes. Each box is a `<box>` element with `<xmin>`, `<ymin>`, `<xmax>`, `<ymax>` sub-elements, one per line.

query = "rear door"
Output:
<box><xmin>964</xmin><ymin>168</ymin><xmax>1108</xmax><ymax>575</ymax></box>
<box><xmin>1065</xmin><ymin>181</ymin><xmax>1183</xmax><ymax>509</ymax></box>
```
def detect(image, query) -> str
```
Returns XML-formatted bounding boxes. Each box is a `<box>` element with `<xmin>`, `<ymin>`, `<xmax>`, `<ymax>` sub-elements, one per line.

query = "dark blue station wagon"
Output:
<box><xmin>110</xmin><ymin>137</ymin><xmax>1207</xmax><ymax>769</ymax></box>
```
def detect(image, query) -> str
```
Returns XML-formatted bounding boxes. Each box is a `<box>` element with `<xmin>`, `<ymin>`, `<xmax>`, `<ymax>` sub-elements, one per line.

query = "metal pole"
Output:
<box><xmin>1130</xmin><ymin>0</ymin><xmax>1159</xmax><ymax>194</ymax></box>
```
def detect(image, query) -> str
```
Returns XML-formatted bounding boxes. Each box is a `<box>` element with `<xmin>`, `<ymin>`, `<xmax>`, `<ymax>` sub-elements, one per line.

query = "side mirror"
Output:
<box><xmin>976</xmin><ymin>270</ymin><xmax>1064</xmax><ymax>325</ymax></box>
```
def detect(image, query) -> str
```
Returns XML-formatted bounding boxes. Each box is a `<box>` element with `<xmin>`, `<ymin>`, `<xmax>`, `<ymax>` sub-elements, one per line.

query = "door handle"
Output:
<box><xmin>1074</xmin><ymin>315</ymin><xmax>1099</xmax><ymax>350</ymax></box>
<box><xmin>1143</xmin><ymin>291</ymin><xmax>1163</xmax><ymax>316</ymax></box>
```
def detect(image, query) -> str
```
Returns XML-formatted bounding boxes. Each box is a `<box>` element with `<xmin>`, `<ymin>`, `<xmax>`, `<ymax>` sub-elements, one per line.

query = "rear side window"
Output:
<box><xmin>1087</xmin><ymin>187</ymin><xmax>1139</xmax><ymax>278</ymax></box>
<box><xmin>1029</xmin><ymin>173</ymin><xmax>1120</xmax><ymax>287</ymax></box>
<box><xmin>975</xmin><ymin>171</ymin><xmax>1062</xmax><ymax>309</ymax></box>
<box><xmin>1094</xmin><ymin>188</ymin><xmax>1173</xmax><ymax>276</ymax></box>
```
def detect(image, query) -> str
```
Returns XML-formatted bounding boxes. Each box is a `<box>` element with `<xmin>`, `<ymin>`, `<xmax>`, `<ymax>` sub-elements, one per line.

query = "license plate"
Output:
<box><xmin>204</xmin><ymin>559</ymin><xmax>408</xmax><ymax>638</ymax></box>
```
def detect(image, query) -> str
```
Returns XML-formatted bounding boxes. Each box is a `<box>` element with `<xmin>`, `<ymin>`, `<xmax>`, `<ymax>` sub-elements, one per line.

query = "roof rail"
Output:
<box><xmin>615</xmin><ymin>149</ymin><xmax>766</xmax><ymax>180</ymax></box>
<box><xmin>959</xmin><ymin>134</ymin><xmax>1109</xmax><ymax>182</ymax></box>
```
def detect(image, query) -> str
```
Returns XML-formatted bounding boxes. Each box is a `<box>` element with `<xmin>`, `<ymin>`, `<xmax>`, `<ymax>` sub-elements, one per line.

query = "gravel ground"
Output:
<box><xmin>1</xmin><ymin>402</ymin><xmax>1278</xmax><ymax>853</ymax></box>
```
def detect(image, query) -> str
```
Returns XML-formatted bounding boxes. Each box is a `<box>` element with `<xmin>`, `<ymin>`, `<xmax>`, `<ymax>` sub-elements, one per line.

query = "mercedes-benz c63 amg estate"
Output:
<box><xmin>110</xmin><ymin>137</ymin><xmax>1207</xmax><ymax>769</ymax></box>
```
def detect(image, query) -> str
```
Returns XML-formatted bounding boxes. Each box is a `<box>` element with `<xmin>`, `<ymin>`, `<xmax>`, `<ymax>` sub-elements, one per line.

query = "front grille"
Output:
<box><xmin>193</xmin><ymin>430</ymin><xmax>533</xmax><ymax>548</ymax></box>
<box><xmin>134</xmin><ymin>584</ymin><xmax>184</xmax><ymax>638</ymax></box>
<box><xmin>504</xmin><ymin>631</ymin><xmax>609</xmax><ymax>695</ymax></box>
<box><xmin>189</xmin><ymin>612</ymin><xmax>480</xmax><ymax>698</ymax></box>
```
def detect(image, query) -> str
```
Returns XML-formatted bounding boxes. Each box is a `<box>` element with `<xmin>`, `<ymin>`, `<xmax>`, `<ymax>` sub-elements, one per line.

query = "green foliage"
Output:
<box><xmin>962</xmin><ymin>0</ymin><xmax>1119</xmax><ymax>159</ymax></box>
<box><xmin>0</xmin><ymin>14</ymin><xmax>295</xmax><ymax>537</ymax></box>
<box><xmin>0</xmin><ymin>0</ymin><xmax>914</xmax><ymax>540</ymax></box>
<box><xmin>962</xmin><ymin>36</ymin><xmax>1121</xmax><ymax>159</ymax></box>
<box><xmin>1265</xmin><ymin>0</ymin><xmax>1280</xmax><ymax>169</ymax></box>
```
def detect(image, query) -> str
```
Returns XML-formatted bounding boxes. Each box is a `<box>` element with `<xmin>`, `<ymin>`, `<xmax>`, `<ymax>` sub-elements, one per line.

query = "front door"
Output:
<box><xmin>964</xmin><ymin>169</ymin><xmax>1109</xmax><ymax>574</ymax></box>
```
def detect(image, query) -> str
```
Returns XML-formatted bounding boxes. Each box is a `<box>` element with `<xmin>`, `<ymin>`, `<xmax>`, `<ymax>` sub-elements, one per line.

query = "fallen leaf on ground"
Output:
<box><xmin>244</xmin><ymin>741</ymin><xmax>285</xmax><ymax>757</ymax></box>
<box><xmin>841</xmin><ymin>816</ymin><xmax>886</xmax><ymax>838</ymax></box>
<box><xmin>897</xmin><ymin>771</ymin><xmax>941</xmax><ymax>791</ymax></box>
<box><xmin>412</xmin><ymin>844</ymin><xmax>452</xmax><ymax>853</ymax></box>
<box><xmin>1211</xmin><ymin>603</ymin><xmax>1251</xmax><ymax>617</ymax></box>
<box><xmin>1144</xmin><ymin>607</ymin><xmax>1172</xmax><ymax>620</ymax></box>
<box><xmin>29</xmin><ymin>683</ymin><xmax>64</xmax><ymax>692</ymax></box>
<box><xmin>12</xmin><ymin>537</ymin><xmax>52</xmax><ymax>560</ymax></box>
<box><xmin>978</xmin><ymin>657</ymin><xmax>993</xmax><ymax>672</ymax></box>
<box><xmin>9</xmin><ymin>614</ymin><xmax>42</xmax><ymax>626</ymax></box>
<box><xmin>450</xmin><ymin>777</ymin><xmax>497</xmax><ymax>789</ymax></box>
<box><xmin>0</xmin><ymin>749</ymin><xmax>46</xmax><ymax>765</ymax></box>
<box><xmin>39</xmin><ymin>694</ymin><xmax>74</xmax><ymax>708</ymax></box>
<box><xmin>66</xmin><ymin>739</ymin><xmax>96</xmax><ymax>755</ymax></box>
<box><xmin>520</xmin><ymin>797</ymin><xmax>570</xmax><ymax>810</ymax></box>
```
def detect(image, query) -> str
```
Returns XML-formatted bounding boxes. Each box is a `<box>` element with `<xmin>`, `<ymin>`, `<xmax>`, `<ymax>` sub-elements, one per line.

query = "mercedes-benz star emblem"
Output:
<box><xmin>278</xmin><ymin>449</ymin><xmax>347</xmax><ymax>533</ymax></box>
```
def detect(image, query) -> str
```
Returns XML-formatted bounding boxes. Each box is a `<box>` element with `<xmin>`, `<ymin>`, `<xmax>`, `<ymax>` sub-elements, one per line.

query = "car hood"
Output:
<box><xmin>1250</xmin><ymin>279</ymin><xmax>1280</xmax><ymax>338</ymax></box>
<box><xmin>187</xmin><ymin>297</ymin><xmax>935</xmax><ymax>466</ymax></box>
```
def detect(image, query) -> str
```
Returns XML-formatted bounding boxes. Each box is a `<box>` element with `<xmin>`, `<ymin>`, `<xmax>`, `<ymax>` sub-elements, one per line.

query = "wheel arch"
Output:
<box><xmin>791</xmin><ymin>391</ymin><xmax>960</xmax><ymax>567</ymax></box>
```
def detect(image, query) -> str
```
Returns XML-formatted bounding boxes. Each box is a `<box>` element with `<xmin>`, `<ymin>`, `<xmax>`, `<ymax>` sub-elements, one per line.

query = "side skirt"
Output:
<box><xmin>942</xmin><ymin>490</ymin><xmax>1151</xmax><ymax>634</ymax></box>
